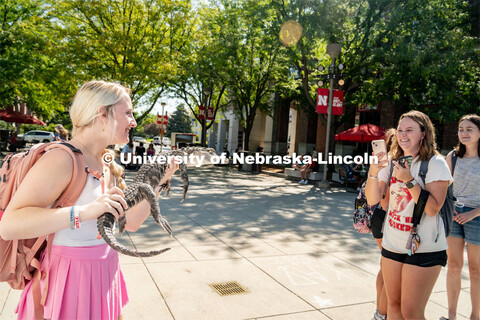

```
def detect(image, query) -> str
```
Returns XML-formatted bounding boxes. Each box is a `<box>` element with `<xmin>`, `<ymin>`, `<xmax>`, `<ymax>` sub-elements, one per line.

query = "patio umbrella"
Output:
<box><xmin>0</xmin><ymin>109</ymin><xmax>45</xmax><ymax>126</ymax></box>
<box><xmin>335</xmin><ymin>124</ymin><xmax>385</xmax><ymax>142</ymax></box>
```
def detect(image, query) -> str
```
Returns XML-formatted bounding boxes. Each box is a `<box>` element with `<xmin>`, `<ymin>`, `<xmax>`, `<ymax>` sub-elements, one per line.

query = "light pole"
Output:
<box><xmin>160</xmin><ymin>101</ymin><xmax>166</xmax><ymax>152</ymax></box>
<box><xmin>202</xmin><ymin>87</ymin><xmax>212</xmax><ymax>147</ymax></box>
<box><xmin>319</xmin><ymin>43</ymin><xmax>342</xmax><ymax>188</ymax></box>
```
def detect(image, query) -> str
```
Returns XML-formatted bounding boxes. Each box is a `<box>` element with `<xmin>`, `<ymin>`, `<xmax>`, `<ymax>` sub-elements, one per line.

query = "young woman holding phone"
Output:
<box><xmin>365</xmin><ymin>110</ymin><xmax>452</xmax><ymax>319</ymax></box>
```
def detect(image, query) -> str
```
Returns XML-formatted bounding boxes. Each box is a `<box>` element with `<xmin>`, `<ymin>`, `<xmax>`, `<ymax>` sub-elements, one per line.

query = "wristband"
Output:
<box><xmin>70</xmin><ymin>206</ymin><xmax>81</xmax><ymax>229</ymax></box>
<box><xmin>368</xmin><ymin>174</ymin><xmax>378</xmax><ymax>180</ymax></box>
<box><xmin>69</xmin><ymin>206</ymin><xmax>74</xmax><ymax>229</ymax></box>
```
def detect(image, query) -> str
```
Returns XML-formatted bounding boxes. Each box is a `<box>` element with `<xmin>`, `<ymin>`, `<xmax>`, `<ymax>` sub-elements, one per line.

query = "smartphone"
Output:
<box><xmin>371</xmin><ymin>139</ymin><xmax>387</xmax><ymax>163</ymax></box>
<box><xmin>398</xmin><ymin>155</ymin><xmax>413</xmax><ymax>168</ymax></box>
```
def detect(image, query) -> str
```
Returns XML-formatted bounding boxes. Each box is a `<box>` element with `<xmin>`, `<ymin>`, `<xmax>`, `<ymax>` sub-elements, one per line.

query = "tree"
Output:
<box><xmin>0</xmin><ymin>0</ymin><xmax>71</xmax><ymax>118</ymax></box>
<box><xmin>166</xmin><ymin>104</ymin><xmax>193</xmax><ymax>137</ymax></box>
<box><xmin>270</xmin><ymin>0</ymin><xmax>347</xmax><ymax>122</ymax></box>
<box><xmin>49</xmin><ymin>0</ymin><xmax>196</xmax><ymax>124</ymax></box>
<box><xmin>172</xmin><ymin>5</ymin><xmax>229</xmax><ymax>146</ymax></box>
<box><xmin>213</xmin><ymin>0</ymin><xmax>290</xmax><ymax>150</ymax></box>
<box><xmin>342</xmin><ymin>0</ymin><xmax>479</xmax><ymax>122</ymax></box>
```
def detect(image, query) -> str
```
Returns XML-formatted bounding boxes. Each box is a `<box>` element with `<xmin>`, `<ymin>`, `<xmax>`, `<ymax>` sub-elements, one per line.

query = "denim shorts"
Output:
<box><xmin>449</xmin><ymin>206</ymin><xmax>480</xmax><ymax>246</ymax></box>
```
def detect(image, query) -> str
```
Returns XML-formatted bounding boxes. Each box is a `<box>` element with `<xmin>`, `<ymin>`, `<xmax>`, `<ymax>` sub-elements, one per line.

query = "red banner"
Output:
<box><xmin>316</xmin><ymin>88</ymin><xmax>344</xmax><ymax>115</ymax></box>
<box><xmin>157</xmin><ymin>114</ymin><xmax>168</xmax><ymax>125</ymax></box>
<box><xmin>199</xmin><ymin>106</ymin><xmax>214</xmax><ymax>120</ymax></box>
<box><xmin>207</xmin><ymin>106</ymin><xmax>214</xmax><ymax>120</ymax></box>
<box><xmin>198</xmin><ymin>106</ymin><xmax>205</xmax><ymax>120</ymax></box>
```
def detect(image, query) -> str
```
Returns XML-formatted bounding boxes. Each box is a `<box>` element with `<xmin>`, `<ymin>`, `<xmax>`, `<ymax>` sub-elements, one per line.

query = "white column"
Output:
<box><xmin>227</xmin><ymin>117</ymin><xmax>239</xmax><ymax>153</ymax></box>
<box><xmin>207</xmin><ymin>123</ymin><xmax>217</xmax><ymax>149</ymax></box>
<box><xmin>263</xmin><ymin>114</ymin><xmax>274</xmax><ymax>154</ymax></box>
<box><xmin>216</xmin><ymin>119</ymin><xmax>228</xmax><ymax>154</ymax></box>
<box><xmin>287</xmin><ymin>108</ymin><xmax>297</xmax><ymax>156</ymax></box>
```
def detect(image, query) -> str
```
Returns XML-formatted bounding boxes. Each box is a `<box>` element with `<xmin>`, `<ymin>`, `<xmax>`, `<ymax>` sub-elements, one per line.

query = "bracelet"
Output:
<box><xmin>368</xmin><ymin>174</ymin><xmax>378</xmax><ymax>180</ymax></box>
<box><xmin>70</xmin><ymin>206</ymin><xmax>81</xmax><ymax>229</ymax></box>
<box><xmin>69</xmin><ymin>206</ymin><xmax>74</xmax><ymax>229</ymax></box>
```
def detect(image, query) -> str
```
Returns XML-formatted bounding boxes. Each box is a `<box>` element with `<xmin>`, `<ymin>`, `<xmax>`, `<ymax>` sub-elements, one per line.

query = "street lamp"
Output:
<box><xmin>318</xmin><ymin>43</ymin><xmax>344</xmax><ymax>188</ymax></box>
<box><xmin>159</xmin><ymin>101</ymin><xmax>166</xmax><ymax>152</ymax></box>
<box><xmin>202</xmin><ymin>87</ymin><xmax>212</xmax><ymax>147</ymax></box>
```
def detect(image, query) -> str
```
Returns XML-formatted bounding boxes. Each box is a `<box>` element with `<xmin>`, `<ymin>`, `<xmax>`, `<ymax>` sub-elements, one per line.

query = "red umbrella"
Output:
<box><xmin>0</xmin><ymin>109</ymin><xmax>45</xmax><ymax>126</ymax></box>
<box><xmin>335</xmin><ymin>124</ymin><xmax>385</xmax><ymax>142</ymax></box>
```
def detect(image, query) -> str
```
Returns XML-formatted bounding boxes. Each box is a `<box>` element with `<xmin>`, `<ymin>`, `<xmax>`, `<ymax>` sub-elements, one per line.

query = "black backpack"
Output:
<box><xmin>417</xmin><ymin>151</ymin><xmax>458</xmax><ymax>237</ymax></box>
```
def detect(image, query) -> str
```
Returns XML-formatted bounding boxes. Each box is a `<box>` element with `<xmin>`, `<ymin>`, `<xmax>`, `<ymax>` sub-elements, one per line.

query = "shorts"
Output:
<box><xmin>449</xmin><ymin>206</ymin><xmax>480</xmax><ymax>246</ymax></box>
<box><xmin>381</xmin><ymin>248</ymin><xmax>447</xmax><ymax>267</ymax></box>
<box><xmin>371</xmin><ymin>207</ymin><xmax>386</xmax><ymax>239</ymax></box>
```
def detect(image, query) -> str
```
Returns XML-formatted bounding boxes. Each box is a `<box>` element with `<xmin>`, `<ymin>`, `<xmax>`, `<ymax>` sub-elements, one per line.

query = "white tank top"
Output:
<box><xmin>53</xmin><ymin>175</ymin><xmax>106</xmax><ymax>246</ymax></box>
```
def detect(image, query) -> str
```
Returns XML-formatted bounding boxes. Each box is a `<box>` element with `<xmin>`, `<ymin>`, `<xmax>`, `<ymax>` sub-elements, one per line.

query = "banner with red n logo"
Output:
<box><xmin>199</xmin><ymin>106</ymin><xmax>214</xmax><ymax>120</ymax></box>
<box><xmin>316</xmin><ymin>88</ymin><xmax>344</xmax><ymax>115</ymax></box>
<box><xmin>157</xmin><ymin>114</ymin><xmax>168</xmax><ymax>125</ymax></box>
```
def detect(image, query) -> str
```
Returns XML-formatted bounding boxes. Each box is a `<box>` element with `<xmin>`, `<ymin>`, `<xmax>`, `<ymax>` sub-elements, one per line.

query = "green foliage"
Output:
<box><xmin>0</xmin><ymin>0</ymin><xmax>68</xmax><ymax>118</ymax></box>
<box><xmin>21</xmin><ymin>123</ymin><xmax>55</xmax><ymax>134</ymax></box>
<box><xmin>0</xmin><ymin>0</ymin><xmax>477</xmax><ymax>134</ymax></box>
<box><xmin>47</xmin><ymin>0</ymin><xmax>196</xmax><ymax>123</ymax></box>
<box><xmin>343</xmin><ymin>0</ymin><xmax>480</xmax><ymax>123</ymax></box>
<box><xmin>171</xmin><ymin>4</ymin><xmax>231</xmax><ymax>145</ymax></box>
<box><xmin>133</xmin><ymin>113</ymin><xmax>157</xmax><ymax>137</ymax></box>
<box><xmin>209</xmin><ymin>0</ymin><xmax>290</xmax><ymax>149</ymax></box>
<box><xmin>166</xmin><ymin>104</ymin><xmax>193</xmax><ymax>137</ymax></box>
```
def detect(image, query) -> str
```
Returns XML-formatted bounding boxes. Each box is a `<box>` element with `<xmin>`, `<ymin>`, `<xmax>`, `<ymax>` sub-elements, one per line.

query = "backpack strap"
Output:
<box><xmin>411</xmin><ymin>156</ymin><xmax>437</xmax><ymax>228</ymax></box>
<box><xmin>419</xmin><ymin>152</ymin><xmax>456</xmax><ymax>186</ymax></box>
<box><xmin>32</xmin><ymin>142</ymin><xmax>89</xmax><ymax>313</ymax></box>
<box><xmin>451</xmin><ymin>150</ymin><xmax>457</xmax><ymax>174</ymax></box>
<box><xmin>418</xmin><ymin>158</ymin><xmax>430</xmax><ymax>185</ymax></box>
<box><xmin>387</xmin><ymin>160</ymin><xmax>394</xmax><ymax>186</ymax></box>
<box><xmin>45</xmin><ymin>142</ymin><xmax>88</xmax><ymax>208</ymax></box>
<box><xmin>412</xmin><ymin>189</ymin><xmax>430</xmax><ymax>228</ymax></box>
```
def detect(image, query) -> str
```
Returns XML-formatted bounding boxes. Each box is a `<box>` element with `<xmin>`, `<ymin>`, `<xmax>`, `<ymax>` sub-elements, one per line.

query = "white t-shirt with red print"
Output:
<box><xmin>378</xmin><ymin>155</ymin><xmax>453</xmax><ymax>254</ymax></box>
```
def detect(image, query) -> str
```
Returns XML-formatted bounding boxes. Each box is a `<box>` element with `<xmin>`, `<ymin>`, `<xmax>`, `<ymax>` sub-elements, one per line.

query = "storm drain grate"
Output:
<box><xmin>209</xmin><ymin>281</ymin><xmax>250</xmax><ymax>296</ymax></box>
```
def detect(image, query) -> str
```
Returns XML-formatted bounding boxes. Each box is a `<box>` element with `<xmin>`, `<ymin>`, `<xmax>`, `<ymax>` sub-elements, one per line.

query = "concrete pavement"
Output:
<box><xmin>0</xmin><ymin>165</ymin><xmax>472</xmax><ymax>319</ymax></box>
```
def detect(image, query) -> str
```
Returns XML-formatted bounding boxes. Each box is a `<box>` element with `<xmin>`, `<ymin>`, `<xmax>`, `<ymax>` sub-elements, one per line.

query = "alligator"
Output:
<box><xmin>97</xmin><ymin>147</ymin><xmax>221</xmax><ymax>257</ymax></box>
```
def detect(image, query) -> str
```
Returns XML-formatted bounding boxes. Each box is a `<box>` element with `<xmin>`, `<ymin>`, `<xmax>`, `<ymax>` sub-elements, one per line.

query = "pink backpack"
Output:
<box><xmin>0</xmin><ymin>142</ymin><xmax>87</xmax><ymax>318</ymax></box>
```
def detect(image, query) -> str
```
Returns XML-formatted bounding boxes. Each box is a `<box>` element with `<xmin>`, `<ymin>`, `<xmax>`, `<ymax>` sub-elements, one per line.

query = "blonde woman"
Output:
<box><xmin>0</xmin><ymin>81</ymin><xmax>178</xmax><ymax>319</ymax></box>
<box><xmin>365</xmin><ymin>110</ymin><xmax>452</xmax><ymax>319</ymax></box>
<box><xmin>54</xmin><ymin>124</ymin><xmax>69</xmax><ymax>141</ymax></box>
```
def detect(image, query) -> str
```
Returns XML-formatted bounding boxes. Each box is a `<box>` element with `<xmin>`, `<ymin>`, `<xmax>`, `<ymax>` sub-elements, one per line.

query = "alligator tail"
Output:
<box><xmin>97</xmin><ymin>212</ymin><xmax>171</xmax><ymax>257</ymax></box>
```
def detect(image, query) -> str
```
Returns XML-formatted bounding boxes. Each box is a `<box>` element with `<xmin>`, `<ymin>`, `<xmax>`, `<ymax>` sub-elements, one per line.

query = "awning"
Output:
<box><xmin>0</xmin><ymin>109</ymin><xmax>45</xmax><ymax>125</ymax></box>
<box><xmin>335</xmin><ymin>124</ymin><xmax>385</xmax><ymax>142</ymax></box>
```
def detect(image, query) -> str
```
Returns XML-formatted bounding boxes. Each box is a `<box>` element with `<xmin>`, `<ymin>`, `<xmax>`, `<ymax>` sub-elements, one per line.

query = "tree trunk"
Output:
<box><xmin>201</xmin><ymin>118</ymin><xmax>207</xmax><ymax>147</ymax></box>
<box><xmin>244</xmin><ymin>128</ymin><xmax>250</xmax><ymax>152</ymax></box>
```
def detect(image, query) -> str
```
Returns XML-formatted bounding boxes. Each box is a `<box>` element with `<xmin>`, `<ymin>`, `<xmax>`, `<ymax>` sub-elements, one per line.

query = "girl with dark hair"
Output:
<box><xmin>443</xmin><ymin>114</ymin><xmax>480</xmax><ymax>320</ymax></box>
<box><xmin>365</xmin><ymin>110</ymin><xmax>452</xmax><ymax>319</ymax></box>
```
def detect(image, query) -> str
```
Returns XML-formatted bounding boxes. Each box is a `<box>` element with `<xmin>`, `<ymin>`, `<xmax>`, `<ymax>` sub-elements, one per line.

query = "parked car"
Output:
<box><xmin>152</xmin><ymin>136</ymin><xmax>171</xmax><ymax>145</ymax></box>
<box><xmin>133</xmin><ymin>136</ymin><xmax>146</xmax><ymax>143</ymax></box>
<box><xmin>17</xmin><ymin>130</ymin><xmax>55</xmax><ymax>143</ymax></box>
<box><xmin>152</xmin><ymin>136</ymin><xmax>161</xmax><ymax>145</ymax></box>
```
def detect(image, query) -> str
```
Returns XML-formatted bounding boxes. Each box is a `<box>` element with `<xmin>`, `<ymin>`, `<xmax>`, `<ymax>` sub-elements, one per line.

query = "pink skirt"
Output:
<box><xmin>16</xmin><ymin>244</ymin><xmax>129</xmax><ymax>320</ymax></box>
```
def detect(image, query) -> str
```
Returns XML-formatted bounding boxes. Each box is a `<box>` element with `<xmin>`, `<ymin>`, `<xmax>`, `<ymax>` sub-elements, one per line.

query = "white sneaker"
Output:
<box><xmin>303</xmin><ymin>180</ymin><xmax>309</xmax><ymax>184</ymax></box>
<box><xmin>372</xmin><ymin>310</ymin><xmax>387</xmax><ymax>320</ymax></box>
<box><xmin>299</xmin><ymin>180</ymin><xmax>305</xmax><ymax>184</ymax></box>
